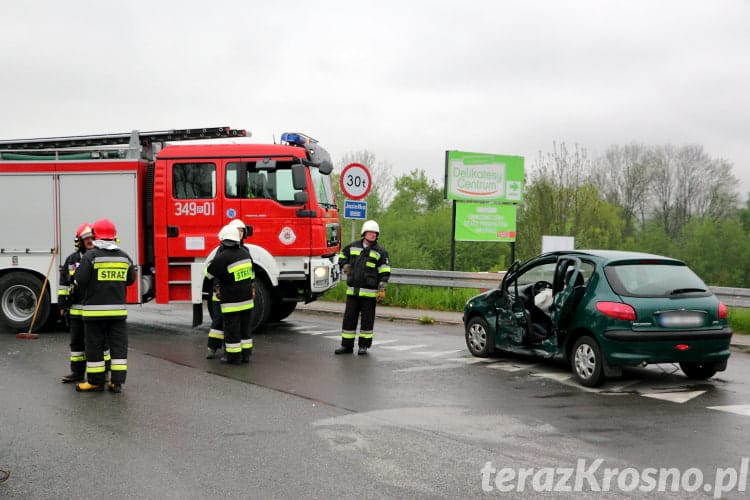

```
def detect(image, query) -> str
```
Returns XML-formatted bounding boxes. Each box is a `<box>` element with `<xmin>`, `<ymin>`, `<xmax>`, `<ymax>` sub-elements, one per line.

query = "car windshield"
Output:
<box><xmin>604</xmin><ymin>262</ymin><xmax>709</xmax><ymax>297</ymax></box>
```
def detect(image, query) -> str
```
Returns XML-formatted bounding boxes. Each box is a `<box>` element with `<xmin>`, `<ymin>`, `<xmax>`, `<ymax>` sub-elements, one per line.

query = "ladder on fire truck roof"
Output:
<box><xmin>0</xmin><ymin>126</ymin><xmax>248</xmax><ymax>161</ymax></box>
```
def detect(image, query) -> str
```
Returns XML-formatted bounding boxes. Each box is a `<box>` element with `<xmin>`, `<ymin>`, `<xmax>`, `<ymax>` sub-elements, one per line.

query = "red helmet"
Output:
<box><xmin>92</xmin><ymin>218</ymin><xmax>117</xmax><ymax>240</ymax></box>
<box><xmin>75</xmin><ymin>223</ymin><xmax>94</xmax><ymax>241</ymax></box>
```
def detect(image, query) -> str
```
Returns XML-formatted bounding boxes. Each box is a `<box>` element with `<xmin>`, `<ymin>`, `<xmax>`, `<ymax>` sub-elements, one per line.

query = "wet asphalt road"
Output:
<box><xmin>2</xmin><ymin>303</ymin><xmax>750</xmax><ymax>499</ymax></box>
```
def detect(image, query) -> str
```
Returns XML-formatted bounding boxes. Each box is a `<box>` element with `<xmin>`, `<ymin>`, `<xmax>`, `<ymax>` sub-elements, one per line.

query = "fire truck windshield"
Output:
<box><xmin>311</xmin><ymin>166</ymin><xmax>336</xmax><ymax>208</ymax></box>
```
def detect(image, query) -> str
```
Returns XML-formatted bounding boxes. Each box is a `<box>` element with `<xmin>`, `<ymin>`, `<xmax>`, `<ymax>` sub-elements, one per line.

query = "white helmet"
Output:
<box><xmin>361</xmin><ymin>220</ymin><xmax>380</xmax><ymax>236</ymax></box>
<box><xmin>228</xmin><ymin>218</ymin><xmax>249</xmax><ymax>238</ymax></box>
<box><xmin>218</xmin><ymin>224</ymin><xmax>241</xmax><ymax>245</ymax></box>
<box><xmin>228</xmin><ymin>218</ymin><xmax>246</xmax><ymax>230</ymax></box>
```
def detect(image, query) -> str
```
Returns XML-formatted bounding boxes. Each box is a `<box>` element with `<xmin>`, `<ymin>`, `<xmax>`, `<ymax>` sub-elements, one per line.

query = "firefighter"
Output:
<box><xmin>204</xmin><ymin>219</ymin><xmax>250</xmax><ymax>359</ymax></box>
<box><xmin>58</xmin><ymin>223</ymin><xmax>96</xmax><ymax>383</ymax></box>
<box><xmin>205</xmin><ymin>224</ymin><xmax>255</xmax><ymax>364</ymax></box>
<box><xmin>335</xmin><ymin>220</ymin><xmax>391</xmax><ymax>355</ymax></box>
<box><xmin>74</xmin><ymin>218</ymin><xmax>135</xmax><ymax>393</ymax></box>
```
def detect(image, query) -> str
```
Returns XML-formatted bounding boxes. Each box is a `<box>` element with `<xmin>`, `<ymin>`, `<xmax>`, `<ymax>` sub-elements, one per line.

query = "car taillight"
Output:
<box><xmin>675</xmin><ymin>344</ymin><xmax>690</xmax><ymax>351</ymax></box>
<box><xmin>718</xmin><ymin>302</ymin><xmax>728</xmax><ymax>319</ymax></box>
<box><xmin>596</xmin><ymin>301</ymin><xmax>637</xmax><ymax>320</ymax></box>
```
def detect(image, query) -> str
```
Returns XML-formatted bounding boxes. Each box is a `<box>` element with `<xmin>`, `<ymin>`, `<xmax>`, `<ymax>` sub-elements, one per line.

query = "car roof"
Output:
<box><xmin>539</xmin><ymin>249</ymin><xmax>684</xmax><ymax>265</ymax></box>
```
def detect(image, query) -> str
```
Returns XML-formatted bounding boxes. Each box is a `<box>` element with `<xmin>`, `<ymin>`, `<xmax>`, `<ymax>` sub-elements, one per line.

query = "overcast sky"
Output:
<box><xmin>3</xmin><ymin>1</ymin><xmax>748</xmax><ymax>199</ymax></box>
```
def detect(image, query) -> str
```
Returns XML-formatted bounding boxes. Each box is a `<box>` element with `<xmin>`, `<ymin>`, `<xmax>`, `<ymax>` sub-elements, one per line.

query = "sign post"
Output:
<box><xmin>340</xmin><ymin>163</ymin><xmax>373</xmax><ymax>241</ymax></box>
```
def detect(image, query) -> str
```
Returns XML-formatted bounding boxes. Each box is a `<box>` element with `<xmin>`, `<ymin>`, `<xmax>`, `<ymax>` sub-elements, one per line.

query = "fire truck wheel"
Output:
<box><xmin>0</xmin><ymin>272</ymin><xmax>51</xmax><ymax>333</ymax></box>
<box><xmin>250</xmin><ymin>279</ymin><xmax>271</xmax><ymax>332</ymax></box>
<box><xmin>268</xmin><ymin>301</ymin><xmax>297</xmax><ymax>322</ymax></box>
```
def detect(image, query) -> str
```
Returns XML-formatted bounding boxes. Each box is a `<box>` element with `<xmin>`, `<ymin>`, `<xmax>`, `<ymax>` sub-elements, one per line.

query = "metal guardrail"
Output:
<box><xmin>389</xmin><ymin>268</ymin><xmax>750</xmax><ymax>308</ymax></box>
<box><xmin>710</xmin><ymin>286</ymin><xmax>750</xmax><ymax>308</ymax></box>
<box><xmin>389</xmin><ymin>268</ymin><xmax>504</xmax><ymax>290</ymax></box>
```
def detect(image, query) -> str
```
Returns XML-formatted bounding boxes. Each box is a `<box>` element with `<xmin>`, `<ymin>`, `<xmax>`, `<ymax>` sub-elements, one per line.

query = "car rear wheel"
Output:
<box><xmin>572</xmin><ymin>336</ymin><xmax>605</xmax><ymax>387</ymax></box>
<box><xmin>679</xmin><ymin>361</ymin><xmax>718</xmax><ymax>380</ymax></box>
<box><xmin>465</xmin><ymin>316</ymin><xmax>494</xmax><ymax>357</ymax></box>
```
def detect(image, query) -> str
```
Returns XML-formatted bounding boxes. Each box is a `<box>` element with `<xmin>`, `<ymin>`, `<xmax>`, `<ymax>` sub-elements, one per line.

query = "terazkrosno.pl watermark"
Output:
<box><xmin>481</xmin><ymin>458</ymin><xmax>748</xmax><ymax>498</ymax></box>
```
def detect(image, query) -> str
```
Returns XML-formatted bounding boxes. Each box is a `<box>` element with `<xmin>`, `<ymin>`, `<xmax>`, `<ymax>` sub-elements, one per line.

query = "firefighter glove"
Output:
<box><xmin>377</xmin><ymin>288</ymin><xmax>386</xmax><ymax>303</ymax></box>
<box><xmin>342</xmin><ymin>263</ymin><xmax>351</xmax><ymax>275</ymax></box>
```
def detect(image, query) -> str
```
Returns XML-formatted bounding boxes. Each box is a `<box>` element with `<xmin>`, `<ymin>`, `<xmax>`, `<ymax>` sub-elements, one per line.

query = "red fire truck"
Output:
<box><xmin>0</xmin><ymin>127</ymin><xmax>341</xmax><ymax>332</ymax></box>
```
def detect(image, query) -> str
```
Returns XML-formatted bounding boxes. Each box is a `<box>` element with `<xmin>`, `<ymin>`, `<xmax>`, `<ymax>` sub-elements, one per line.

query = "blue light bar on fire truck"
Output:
<box><xmin>280</xmin><ymin>132</ymin><xmax>318</xmax><ymax>147</ymax></box>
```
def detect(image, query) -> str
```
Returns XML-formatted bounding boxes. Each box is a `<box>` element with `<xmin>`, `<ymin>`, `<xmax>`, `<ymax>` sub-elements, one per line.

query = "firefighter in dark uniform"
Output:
<box><xmin>204</xmin><ymin>219</ymin><xmax>250</xmax><ymax>359</ymax></box>
<box><xmin>74</xmin><ymin>218</ymin><xmax>135</xmax><ymax>393</ymax></box>
<box><xmin>58</xmin><ymin>223</ymin><xmax>100</xmax><ymax>383</ymax></box>
<box><xmin>205</xmin><ymin>224</ymin><xmax>255</xmax><ymax>364</ymax></box>
<box><xmin>335</xmin><ymin>220</ymin><xmax>391</xmax><ymax>355</ymax></box>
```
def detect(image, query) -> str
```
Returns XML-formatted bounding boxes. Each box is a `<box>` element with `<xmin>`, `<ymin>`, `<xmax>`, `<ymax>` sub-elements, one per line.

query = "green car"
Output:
<box><xmin>463</xmin><ymin>250</ymin><xmax>733</xmax><ymax>387</ymax></box>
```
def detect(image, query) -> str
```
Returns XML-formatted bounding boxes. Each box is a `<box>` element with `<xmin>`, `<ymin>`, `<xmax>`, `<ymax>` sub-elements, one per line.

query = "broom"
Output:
<box><xmin>17</xmin><ymin>247</ymin><xmax>58</xmax><ymax>340</ymax></box>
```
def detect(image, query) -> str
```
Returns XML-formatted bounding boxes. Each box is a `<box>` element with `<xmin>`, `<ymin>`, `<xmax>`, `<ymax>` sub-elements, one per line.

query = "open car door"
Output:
<box><xmin>494</xmin><ymin>261</ymin><xmax>528</xmax><ymax>348</ymax></box>
<box><xmin>551</xmin><ymin>257</ymin><xmax>584</xmax><ymax>331</ymax></box>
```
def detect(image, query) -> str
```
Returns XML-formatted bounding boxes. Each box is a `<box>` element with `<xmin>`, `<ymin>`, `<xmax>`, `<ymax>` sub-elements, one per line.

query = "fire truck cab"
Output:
<box><xmin>0</xmin><ymin>127</ymin><xmax>341</xmax><ymax>332</ymax></box>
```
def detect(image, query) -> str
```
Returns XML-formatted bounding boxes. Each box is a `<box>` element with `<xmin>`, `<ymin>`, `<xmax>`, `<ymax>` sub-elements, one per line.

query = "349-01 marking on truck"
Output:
<box><xmin>174</xmin><ymin>201</ymin><xmax>216</xmax><ymax>216</ymax></box>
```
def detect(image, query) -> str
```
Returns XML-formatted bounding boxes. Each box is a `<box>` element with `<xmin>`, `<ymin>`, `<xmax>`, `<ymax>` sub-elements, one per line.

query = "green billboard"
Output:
<box><xmin>445</xmin><ymin>150</ymin><xmax>524</xmax><ymax>202</ymax></box>
<box><xmin>454</xmin><ymin>202</ymin><xmax>517</xmax><ymax>242</ymax></box>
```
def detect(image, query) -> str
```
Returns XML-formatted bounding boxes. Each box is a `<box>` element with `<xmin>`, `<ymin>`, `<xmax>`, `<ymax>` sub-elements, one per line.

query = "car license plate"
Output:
<box><xmin>656</xmin><ymin>310</ymin><xmax>705</xmax><ymax>328</ymax></box>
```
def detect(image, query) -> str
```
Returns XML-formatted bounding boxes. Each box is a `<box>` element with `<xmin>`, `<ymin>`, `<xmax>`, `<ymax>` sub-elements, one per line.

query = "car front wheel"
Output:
<box><xmin>679</xmin><ymin>361</ymin><xmax>718</xmax><ymax>380</ymax></box>
<box><xmin>571</xmin><ymin>336</ymin><xmax>605</xmax><ymax>387</ymax></box>
<box><xmin>465</xmin><ymin>316</ymin><xmax>494</xmax><ymax>357</ymax></box>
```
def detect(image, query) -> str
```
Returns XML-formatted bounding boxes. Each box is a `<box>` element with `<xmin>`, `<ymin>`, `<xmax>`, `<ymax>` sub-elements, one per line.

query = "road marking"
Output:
<box><xmin>641</xmin><ymin>390</ymin><xmax>706</xmax><ymax>403</ymax></box>
<box><xmin>706</xmin><ymin>404</ymin><xmax>750</xmax><ymax>416</ymax></box>
<box><xmin>323</xmin><ymin>335</ymin><xmax>342</xmax><ymax>341</ymax></box>
<box><xmin>371</xmin><ymin>339</ymin><xmax>398</xmax><ymax>346</ymax></box>
<box><xmin>445</xmin><ymin>357</ymin><xmax>498</xmax><ymax>364</ymax></box>
<box><xmin>605</xmin><ymin>380</ymin><xmax>642</xmax><ymax>392</ymax></box>
<box><xmin>412</xmin><ymin>350</ymin><xmax>464</xmax><ymax>358</ymax></box>
<box><xmin>380</xmin><ymin>344</ymin><xmax>428</xmax><ymax>351</ymax></box>
<box><xmin>296</xmin><ymin>329</ymin><xmax>340</xmax><ymax>335</ymax></box>
<box><xmin>393</xmin><ymin>364</ymin><xmax>466</xmax><ymax>373</ymax></box>
<box><xmin>486</xmin><ymin>362</ymin><xmax>537</xmax><ymax>372</ymax></box>
<box><xmin>531</xmin><ymin>372</ymin><xmax>573</xmax><ymax>383</ymax></box>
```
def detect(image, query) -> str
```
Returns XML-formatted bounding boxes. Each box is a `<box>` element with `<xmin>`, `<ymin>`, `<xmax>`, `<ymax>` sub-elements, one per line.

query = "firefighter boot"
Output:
<box><xmin>75</xmin><ymin>382</ymin><xmax>104</xmax><ymax>392</ymax></box>
<box><xmin>61</xmin><ymin>372</ymin><xmax>85</xmax><ymax>383</ymax></box>
<box><xmin>358</xmin><ymin>346</ymin><xmax>368</xmax><ymax>355</ymax></box>
<box><xmin>206</xmin><ymin>348</ymin><xmax>219</xmax><ymax>359</ymax></box>
<box><xmin>335</xmin><ymin>346</ymin><xmax>354</xmax><ymax>355</ymax></box>
<box><xmin>241</xmin><ymin>349</ymin><xmax>252</xmax><ymax>363</ymax></box>
<box><xmin>107</xmin><ymin>382</ymin><xmax>122</xmax><ymax>393</ymax></box>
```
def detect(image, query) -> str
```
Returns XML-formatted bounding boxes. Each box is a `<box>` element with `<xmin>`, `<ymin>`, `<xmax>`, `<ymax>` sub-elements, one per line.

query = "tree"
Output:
<box><xmin>517</xmin><ymin>142</ymin><xmax>624</xmax><ymax>259</ymax></box>
<box><xmin>590</xmin><ymin>143</ymin><xmax>653</xmax><ymax>236</ymax></box>
<box><xmin>676</xmin><ymin>217</ymin><xmax>750</xmax><ymax>286</ymax></box>
<box><xmin>646</xmin><ymin>144</ymin><xmax>738</xmax><ymax>237</ymax></box>
<box><xmin>387</xmin><ymin>169</ymin><xmax>446</xmax><ymax>215</ymax></box>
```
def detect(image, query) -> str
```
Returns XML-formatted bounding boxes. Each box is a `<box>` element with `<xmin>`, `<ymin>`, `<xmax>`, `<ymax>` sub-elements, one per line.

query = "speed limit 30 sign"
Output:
<box><xmin>340</xmin><ymin>163</ymin><xmax>372</xmax><ymax>200</ymax></box>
